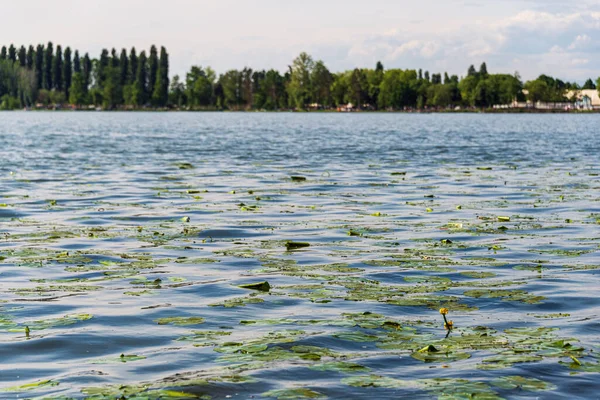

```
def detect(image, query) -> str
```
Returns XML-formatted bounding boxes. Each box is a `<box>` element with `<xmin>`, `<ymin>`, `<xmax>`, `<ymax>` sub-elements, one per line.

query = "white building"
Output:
<box><xmin>566</xmin><ymin>89</ymin><xmax>600</xmax><ymax>109</ymax></box>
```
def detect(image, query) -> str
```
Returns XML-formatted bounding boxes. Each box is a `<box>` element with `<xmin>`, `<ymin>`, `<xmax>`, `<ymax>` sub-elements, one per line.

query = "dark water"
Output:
<box><xmin>0</xmin><ymin>112</ymin><xmax>599</xmax><ymax>399</ymax></box>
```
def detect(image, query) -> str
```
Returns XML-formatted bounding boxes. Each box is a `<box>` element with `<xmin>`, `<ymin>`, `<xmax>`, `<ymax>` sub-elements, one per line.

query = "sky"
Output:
<box><xmin>1</xmin><ymin>0</ymin><xmax>599</xmax><ymax>82</ymax></box>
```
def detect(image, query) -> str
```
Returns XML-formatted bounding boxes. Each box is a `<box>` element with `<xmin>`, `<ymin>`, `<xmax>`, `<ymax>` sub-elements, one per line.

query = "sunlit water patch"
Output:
<box><xmin>0</xmin><ymin>112</ymin><xmax>599</xmax><ymax>399</ymax></box>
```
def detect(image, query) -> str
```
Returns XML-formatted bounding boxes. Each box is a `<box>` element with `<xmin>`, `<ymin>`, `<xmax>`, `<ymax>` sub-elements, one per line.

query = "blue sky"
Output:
<box><xmin>1</xmin><ymin>0</ymin><xmax>599</xmax><ymax>81</ymax></box>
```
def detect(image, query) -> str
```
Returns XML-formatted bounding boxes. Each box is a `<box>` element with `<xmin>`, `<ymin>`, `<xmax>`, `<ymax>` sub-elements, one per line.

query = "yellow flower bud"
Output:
<box><xmin>439</xmin><ymin>308</ymin><xmax>449</xmax><ymax>315</ymax></box>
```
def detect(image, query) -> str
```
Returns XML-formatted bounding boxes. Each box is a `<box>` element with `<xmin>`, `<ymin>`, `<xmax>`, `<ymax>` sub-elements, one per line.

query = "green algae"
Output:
<box><xmin>342</xmin><ymin>374</ymin><xmax>408</xmax><ymax>389</ymax></box>
<box><xmin>491</xmin><ymin>375</ymin><xmax>556</xmax><ymax>391</ymax></box>
<box><xmin>3</xmin><ymin>144</ymin><xmax>600</xmax><ymax>399</ymax></box>
<box><xmin>155</xmin><ymin>317</ymin><xmax>206</xmax><ymax>326</ymax></box>
<box><xmin>238</xmin><ymin>281</ymin><xmax>271</xmax><ymax>292</ymax></box>
<box><xmin>310</xmin><ymin>361</ymin><xmax>370</xmax><ymax>374</ymax></box>
<box><xmin>262</xmin><ymin>388</ymin><xmax>326</xmax><ymax>399</ymax></box>
<box><xmin>2</xmin><ymin>379</ymin><xmax>59</xmax><ymax>392</ymax></box>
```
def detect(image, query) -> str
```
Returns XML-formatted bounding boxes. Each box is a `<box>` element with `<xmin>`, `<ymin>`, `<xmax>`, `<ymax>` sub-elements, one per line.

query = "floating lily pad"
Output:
<box><xmin>155</xmin><ymin>317</ymin><xmax>205</xmax><ymax>326</ymax></box>
<box><xmin>310</xmin><ymin>361</ymin><xmax>370</xmax><ymax>374</ymax></box>
<box><xmin>411</xmin><ymin>345</ymin><xmax>471</xmax><ymax>363</ymax></box>
<box><xmin>341</xmin><ymin>374</ymin><xmax>408</xmax><ymax>389</ymax></box>
<box><xmin>238</xmin><ymin>281</ymin><xmax>271</xmax><ymax>292</ymax></box>
<box><xmin>2</xmin><ymin>379</ymin><xmax>59</xmax><ymax>392</ymax></box>
<box><xmin>286</xmin><ymin>242</ymin><xmax>311</xmax><ymax>251</ymax></box>
<box><xmin>263</xmin><ymin>388</ymin><xmax>326</xmax><ymax>399</ymax></box>
<box><xmin>491</xmin><ymin>375</ymin><xmax>556</xmax><ymax>391</ymax></box>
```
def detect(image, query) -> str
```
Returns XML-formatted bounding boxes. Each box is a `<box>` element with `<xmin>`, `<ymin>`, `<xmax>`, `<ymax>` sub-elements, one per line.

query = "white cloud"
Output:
<box><xmin>571</xmin><ymin>58</ymin><xmax>590</xmax><ymax>66</ymax></box>
<box><xmin>330</xmin><ymin>8</ymin><xmax>600</xmax><ymax>81</ymax></box>
<box><xmin>388</xmin><ymin>40</ymin><xmax>441</xmax><ymax>59</ymax></box>
<box><xmin>568</xmin><ymin>34</ymin><xmax>592</xmax><ymax>50</ymax></box>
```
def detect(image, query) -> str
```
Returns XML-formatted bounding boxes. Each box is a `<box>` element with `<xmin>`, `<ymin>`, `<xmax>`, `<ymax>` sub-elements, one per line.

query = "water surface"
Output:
<box><xmin>0</xmin><ymin>112</ymin><xmax>599</xmax><ymax>399</ymax></box>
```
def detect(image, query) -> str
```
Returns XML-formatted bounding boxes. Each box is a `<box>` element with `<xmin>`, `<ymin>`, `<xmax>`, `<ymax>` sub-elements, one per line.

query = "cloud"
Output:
<box><xmin>568</xmin><ymin>34</ymin><xmax>592</xmax><ymax>50</ymax></box>
<box><xmin>327</xmin><ymin>9</ymin><xmax>600</xmax><ymax>81</ymax></box>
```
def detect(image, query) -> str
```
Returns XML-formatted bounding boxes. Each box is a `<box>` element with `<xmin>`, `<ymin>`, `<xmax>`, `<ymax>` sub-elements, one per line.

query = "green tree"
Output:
<box><xmin>251</xmin><ymin>70</ymin><xmax>266</xmax><ymax>109</ymax></box>
<box><xmin>133</xmin><ymin>50</ymin><xmax>148</xmax><ymax>106</ymax></box>
<box><xmin>288</xmin><ymin>52</ymin><xmax>314</xmax><ymax>109</ymax></box>
<box><xmin>474</xmin><ymin>79</ymin><xmax>493</xmax><ymax>107</ymax></box>
<box><xmin>261</xmin><ymin>69</ymin><xmax>285</xmax><ymax>110</ymax></box>
<box><xmin>82</xmin><ymin>53</ymin><xmax>92</xmax><ymax>93</ymax></box>
<box><xmin>129</xmin><ymin>47</ymin><xmax>138</xmax><ymax>85</ymax></box>
<box><xmin>18</xmin><ymin>46</ymin><xmax>27</xmax><ymax>67</ymax></box>
<box><xmin>26</xmin><ymin>45</ymin><xmax>34</xmax><ymax>69</ymax></box>
<box><xmin>52</xmin><ymin>45</ymin><xmax>63</xmax><ymax>91</ymax></box>
<box><xmin>367</xmin><ymin>65</ymin><xmax>384</xmax><ymax>109</ymax></box>
<box><xmin>147</xmin><ymin>45</ymin><xmax>158</xmax><ymax>99</ymax></box>
<box><xmin>73</xmin><ymin>50</ymin><xmax>81</xmax><ymax>73</ymax></box>
<box><xmin>35</xmin><ymin>44</ymin><xmax>44</xmax><ymax>90</ymax></box>
<box><xmin>467</xmin><ymin>65</ymin><xmax>477</xmax><ymax>77</ymax></box>
<box><xmin>479</xmin><ymin>62</ymin><xmax>488</xmax><ymax>78</ymax></box>
<box><xmin>378</xmin><ymin>69</ymin><xmax>418</xmax><ymax>109</ymax></box>
<box><xmin>458</xmin><ymin>75</ymin><xmax>479</xmax><ymax>106</ymax></box>
<box><xmin>0</xmin><ymin>46</ymin><xmax>6</xmax><ymax>60</ymax></box>
<box><xmin>524</xmin><ymin>79</ymin><xmax>549</xmax><ymax>105</ymax></box>
<box><xmin>186</xmin><ymin>66</ymin><xmax>214</xmax><ymax>107</ymax></box>
<box><xmin>153</xmin><ymin>46</ymin><xmax>169</xmax><ymax>106</ymax></box>
<box><xmin>331</xmin><ymin>72</ymin><xmax>350</xmax><ymax>106</ymax></box>
<box><xmin>119</xmin><ymin>49</ymin><xmax>128</xmax><ymax>86</ymax></box>
<box><xmin>111</xmin><ymin>48</ymin><xmax>119</xmax><ymax>68</ymax></box>
<box><xmin>168</xmin><ymin>75</ymin><xmax>186</xmax><ymax>107</ymax></box>
<box><xmin>525</xmin><ymin>75</ymin><xmax>567</xmax><ymax>102</ymax></box>
<box><xmin>348</xmin><ymin>68</ymin><xmax>368</xmax><ymax>107</ymax></box>
<box><xmin>241</xmin><ymin>67</ymin><xmax>253</xmax><ymax>108</ymax></box>
<box><xmin>102</xmin><ymin>66</ymin><xmax>123</xmax><ymax>109</ymax></box>
<box><xmin>69</xmin><ymin>72</ymin><xmax>87</xmax><ymax>106</ymax></box>
<box><xmin>310</xmin><ymin>60</ymin><xmax>332</xmax><ymax>107</ymax></box>
<box><xmin>63</xmin><ymin>47</ymin><xmax>72</xmax><ymax>98</ymax></box>
<box><xmin>43</xmin><ymin>42</ymin><xmax>53</xmax><ymax>90</ymax></box>
<box><xmin>427</xmin><ymin>84</ymin><xmax>453</xmax><ymax>107</ymax></box>
<box><xmin>8</xmin><ymin>44</ymin><xmax>16</xmax><ymax>62</ymax></box>
<box><xmin>582</xmin><ymin>78</ymin><xmax>596</xmax><ymax>90</ymax></box>
<box><xmin>98</xmin><ymin>49</ymin><xmax>110</xmax><ymax>86</ymax></box>
<box><xmin>49</xmin><ymin>88</ymin><xmax>66</xmax><ymax>105</ymax></box>
<box><xmin>220</xmin><ymin>70</ymin><xmax>243</xmax><ymax>109</ymax></box>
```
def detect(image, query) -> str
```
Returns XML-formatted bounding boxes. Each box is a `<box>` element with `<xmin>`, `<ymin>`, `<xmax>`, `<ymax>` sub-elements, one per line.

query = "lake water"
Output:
<box><xmin>0</xmin><ymin>112</ymin><xmax>599</xmax><ymax>399</ymax></box>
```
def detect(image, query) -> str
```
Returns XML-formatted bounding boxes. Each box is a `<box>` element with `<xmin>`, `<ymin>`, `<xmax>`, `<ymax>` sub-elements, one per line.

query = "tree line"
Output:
<box><xmin>1</xmin><ymin>46</ymin><xmax>598</xmax><ymax>110</ymax></box>
<box><xmin>0</xmin><ymin>43</ymin><xmax>169</xmax><ymax>109</ymax></box>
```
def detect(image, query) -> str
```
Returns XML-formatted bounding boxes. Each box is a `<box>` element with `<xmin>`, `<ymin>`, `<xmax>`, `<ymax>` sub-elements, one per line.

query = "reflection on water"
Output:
<box><xmin>0</xmin><ymin>112</ymin><xmax>599</xmax><ymax>399</ymax></box>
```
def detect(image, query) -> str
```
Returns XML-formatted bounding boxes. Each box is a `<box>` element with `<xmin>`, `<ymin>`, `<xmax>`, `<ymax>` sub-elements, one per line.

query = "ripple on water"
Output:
<box><xmin>0</xmin><ymin>113</ymin><xmax>599</xmax><ymax>398</ymax></box>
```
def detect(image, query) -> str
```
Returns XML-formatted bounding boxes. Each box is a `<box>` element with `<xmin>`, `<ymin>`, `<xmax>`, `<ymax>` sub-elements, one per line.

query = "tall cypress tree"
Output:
<box><xmin>73</xmin><ymin>50</ymin><xmax>81</xmax><ymax>74</ymax></box>
<box><xmin>111</xmin><ymin>48</ymin><xmax>119</xmax><ymax>68</ymax></box>
<box><xmin>134</xmin><ymin>50</ymin><xmax>148</xmax><ymax>105</ymax></box>
<box><xmin>479</xmin><ymin>62</ymin><xmax>488</xmax><ymax>78</ymax></box>
<box><xmin>129</xmin><ymin>47</ymin><xmax>138</xmax><ymax>85</ymax></box>
<box><xmin>35</xmin><ymin>44</ymin><xmax>44</xmax><ymax>90</ymax></box>
<box><xmin>8</xmin><ymin>44</ymin><xmax>17</xmax><ymax>62</ymax></box>
<box><xmin>0</xmin><ymin>46</ymin><xmax>6</xmax><ymax>60</ymax></box>
<box><xmin>63</xmin><ymin>47</ymin><xmax>72</xmax><ymax>98</ymax></box>
<box><xmin>82</xmin><ymin>53</ymin><xmax>92</xmax><ymax>92</ymax></box>
<box><xmin>52</xmin><ymin>45</ymin><xmax>63</xmax><ymax>91</ymax></box>
<box><xmin>43</xmin><ymin>42</ymin><xmax>54</xmax><ymax>90</ymax></box>
<box><xmin>119</xmin><ymin>49</ymin><xmax>128</xmax><ymax>86</ymax></box>
<box><xmin>26</xmin><ymin>45</ymin><xmax>35</xmax><ymax>69</ymax></box>
<box><xmin>98</xmin><ymin>49</ymin><xmax>109</xmax><ymax>85</ymax></box>
<box><xmin>153</xmin><ymin>46</ymin><xmax>169</xmax><ymax>106</ymax></box>
<box><xmin>18</xmin><ymin>46</ymin><xmax>27</xmax><ymax>67</ymax></box>
<box><xmin>147</xmin><ymin>45</ymin><xmax>158</xmax><ymax>98</ymax></box>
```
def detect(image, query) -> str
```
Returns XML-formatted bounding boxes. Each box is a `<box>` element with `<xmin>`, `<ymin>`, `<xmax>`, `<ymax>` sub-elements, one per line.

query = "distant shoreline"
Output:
<box><xmin>14</xmin><ymin>107</ymin><xmax>600</xmax><ymax>114</ymax></box>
